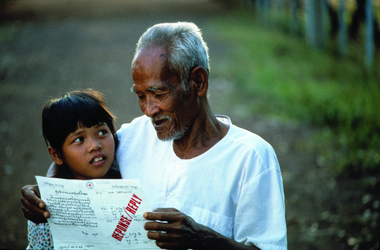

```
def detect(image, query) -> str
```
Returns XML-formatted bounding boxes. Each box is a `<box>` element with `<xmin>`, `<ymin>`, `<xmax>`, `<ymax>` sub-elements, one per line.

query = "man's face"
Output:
<box><xmin>131</xmin><ymin>46</ymin><xmax>195</xmax><ymax>141</ymax></box>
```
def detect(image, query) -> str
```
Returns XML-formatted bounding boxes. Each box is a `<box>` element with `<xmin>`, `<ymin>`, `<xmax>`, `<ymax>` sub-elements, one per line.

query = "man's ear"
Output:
<box><xmin>190</xmin><ymin>66</ymin><xmax>208</xmax><ymax>97</ymax></box>
<box><xmin>48</xmin><ymin>147</ymin><xmax>64</xmax><ymax>165</ymax></box>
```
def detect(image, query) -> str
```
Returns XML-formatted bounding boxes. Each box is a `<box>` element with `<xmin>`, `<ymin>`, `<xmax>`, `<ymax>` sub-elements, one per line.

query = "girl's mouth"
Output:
<box><xmin>93</xmin><ymin>157</ymin><xmax>104</xmax><ymax>163</ymax></box>
<box><xmin>90</xmin><ymin>155</ymin><xmax>106</xmax><ymax>164</ymax></box>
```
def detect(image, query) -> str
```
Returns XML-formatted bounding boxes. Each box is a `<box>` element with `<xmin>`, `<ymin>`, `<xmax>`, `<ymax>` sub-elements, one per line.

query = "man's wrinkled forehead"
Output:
<box><xmin>131</xmin><ymin>86</ymin><xmax>159</xmax><ymax>93</ymax></box>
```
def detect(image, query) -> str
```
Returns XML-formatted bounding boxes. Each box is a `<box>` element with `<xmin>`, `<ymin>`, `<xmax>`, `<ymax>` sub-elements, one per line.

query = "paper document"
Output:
<box><xmin>36</xmin><ymin>176</ymin><xmax>159</xmax><ymax>250</ymax></box>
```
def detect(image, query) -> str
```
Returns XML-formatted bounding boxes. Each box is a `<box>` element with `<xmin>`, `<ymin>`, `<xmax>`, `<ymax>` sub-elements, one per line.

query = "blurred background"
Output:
<box><xmin>0</xmin><ymin>0</ymin><xmax>379</xmax><ymax>249</ymax></box>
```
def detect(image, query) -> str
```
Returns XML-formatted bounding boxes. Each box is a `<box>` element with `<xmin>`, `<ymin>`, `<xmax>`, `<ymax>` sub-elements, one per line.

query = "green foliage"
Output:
<box><xmin>210</xmin><ymin>10</ymin><xmax>380</xmax><ymax>175</ymax></box>
<box><xmin>0</xmin><ymin>23</ymin><xmax>18</xmax><ymax>42</ymax></box>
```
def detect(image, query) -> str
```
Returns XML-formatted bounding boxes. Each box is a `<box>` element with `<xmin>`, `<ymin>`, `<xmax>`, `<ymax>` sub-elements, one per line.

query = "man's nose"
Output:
<box><xmin>144</xmin><ymin>98</ymin><xmax>160</xmax><ymax>117</ymax></box>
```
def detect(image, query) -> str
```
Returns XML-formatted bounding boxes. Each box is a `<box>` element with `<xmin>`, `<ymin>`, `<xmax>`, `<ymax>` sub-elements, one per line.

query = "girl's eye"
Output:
<box><xmin>98</xmin><ymin>130</ymin><xmax>107</xmax><ymax>136</ymax></box>
<box><xmin>73</xmin><ymin>137</ymin><xmax>83</xmax><ymax>143</ymax></box>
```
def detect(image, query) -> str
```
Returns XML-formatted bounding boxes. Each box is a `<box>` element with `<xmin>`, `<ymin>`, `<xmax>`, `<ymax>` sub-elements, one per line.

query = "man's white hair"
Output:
<box><xmin>132</xmin><ymin>22</ymin><xmax>210</xmax><ymax>92</ymax></box>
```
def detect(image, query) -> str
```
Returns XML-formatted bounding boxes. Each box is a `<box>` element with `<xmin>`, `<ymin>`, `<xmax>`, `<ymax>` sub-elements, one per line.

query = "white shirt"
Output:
<box><xmin>116</xmin><ymin>115</ymin><xmax>287</xmax><ymax>250</ymax></box>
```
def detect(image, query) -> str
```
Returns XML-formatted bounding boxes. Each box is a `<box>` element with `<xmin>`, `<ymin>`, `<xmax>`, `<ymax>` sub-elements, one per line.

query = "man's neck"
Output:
<box><xmin>173</xmin><ymin>110</ymin><xmax>229</xmax><ymax>160</ymax></box>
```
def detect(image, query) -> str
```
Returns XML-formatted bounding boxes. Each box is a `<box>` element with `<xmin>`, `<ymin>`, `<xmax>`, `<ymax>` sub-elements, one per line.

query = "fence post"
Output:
<box><xmin>338</xmin><ymin>0</ymin><xmax>348</xmax><ymax>56</ymax></box>
<box><xmin>365</xmin><ymin>0</ymin><xmax>374</xmax><ymax>68</ymax></box>
<box><xmin>255</xmin><ymin>0</ymin><xmax>270</xmax><ymax>24</ymax></box>
<box><xmin>305</xmin><ymin>0</ymin><xmax>328</xmax><ymax>48</ymax></box>
<box><xmin>290</xmin><ymin>0</ymin><xmax>301</xmax><ymax>34</ymax></box>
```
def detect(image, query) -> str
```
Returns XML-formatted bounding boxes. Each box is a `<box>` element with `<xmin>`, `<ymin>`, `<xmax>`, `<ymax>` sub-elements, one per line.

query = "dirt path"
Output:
<box><xmin>1</xmin><ymin>1</ymin><xmax>378</xmax><ymax>249</ymax></box>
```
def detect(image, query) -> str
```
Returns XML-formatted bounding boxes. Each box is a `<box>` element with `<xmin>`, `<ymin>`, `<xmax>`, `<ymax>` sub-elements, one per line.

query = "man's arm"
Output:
<box><xmin>144</xmin><ymin>208</ymin><xmax>260</xmax><ymax>250</ymax></box>
<box><xmin>20</xmin><ymin>162</ymin><xmax>58</xmax><ymax>223</ymax></box>
<box><xmin>20</xmin><ymin>185</ymin><xmax>49</xmax><ymax>223</ymax></box>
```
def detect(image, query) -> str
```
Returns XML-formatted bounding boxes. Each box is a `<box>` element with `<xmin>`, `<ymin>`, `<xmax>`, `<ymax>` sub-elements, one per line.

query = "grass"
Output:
<box><xmin>0</xmin><ymin>24</ymin><xmax>17</xmax><ymax>42</ymax></box>
<box><xmin>209</xmin><ymin>10</ymin><xmax>380</xmax><ymax>175</ymax></box>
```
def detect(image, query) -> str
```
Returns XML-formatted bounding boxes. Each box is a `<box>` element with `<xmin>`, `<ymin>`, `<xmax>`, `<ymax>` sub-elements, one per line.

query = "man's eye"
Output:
<box><xmin>154</xmin><ymin>92</ymin><xmax>165</xmax><ymax>98</ymax></box>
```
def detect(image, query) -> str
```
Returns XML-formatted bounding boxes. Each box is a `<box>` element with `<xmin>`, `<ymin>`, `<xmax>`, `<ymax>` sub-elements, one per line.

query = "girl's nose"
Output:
<box><xmin>89</xmin><ymin>137</ymin><xmax>102</xmax><ymax>152</ymax></box>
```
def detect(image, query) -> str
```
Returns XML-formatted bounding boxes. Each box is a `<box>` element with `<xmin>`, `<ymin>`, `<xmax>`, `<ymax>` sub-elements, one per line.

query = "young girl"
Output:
<box><xmin>27</xmin><ymin>89</ymin><xmax>121</xmax><ymax>249</ymax></box>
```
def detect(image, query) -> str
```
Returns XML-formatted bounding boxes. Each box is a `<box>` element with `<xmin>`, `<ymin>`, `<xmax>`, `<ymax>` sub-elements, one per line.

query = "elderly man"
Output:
<box><xmin>21</xmin><ymin>22</ymin><xmax>287</xmax><ymax>250</ymax></box>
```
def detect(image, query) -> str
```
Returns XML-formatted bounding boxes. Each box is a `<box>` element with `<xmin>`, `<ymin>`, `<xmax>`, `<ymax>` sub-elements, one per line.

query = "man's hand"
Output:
<box><xmin>20</xmin><ymin>185</ymin><xmax>50</xmax><ymax>223</ymax></box>
<box><xmin>144</xmin><ymin>208</ymin><xmax>207</xmax><ymax>249</ymax></box>
<box><xmin>144</xmin><ymin>208</ymin><xmax>260</xmax><ymax>250</ymax></box>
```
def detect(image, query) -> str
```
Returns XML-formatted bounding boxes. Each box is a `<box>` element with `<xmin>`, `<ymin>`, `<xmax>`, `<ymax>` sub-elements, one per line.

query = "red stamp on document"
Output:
<box><xmin>111</xmin><ymin>193</ymin><xmax>142</xmax><ymax>242</ymax></box>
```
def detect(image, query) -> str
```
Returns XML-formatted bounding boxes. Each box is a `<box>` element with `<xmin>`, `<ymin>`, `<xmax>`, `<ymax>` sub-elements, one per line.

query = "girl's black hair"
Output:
<box><xmin>42</xmin><ymin>89</ymin><xmax>117</xmax><ymax>160</ymax></box>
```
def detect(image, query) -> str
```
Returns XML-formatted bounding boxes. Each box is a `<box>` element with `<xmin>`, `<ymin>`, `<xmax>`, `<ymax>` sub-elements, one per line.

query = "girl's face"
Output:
<box><xmin>59</xmin><ymin>123</ymin><xmax>115</xmax><ymax>180</ymax></box>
